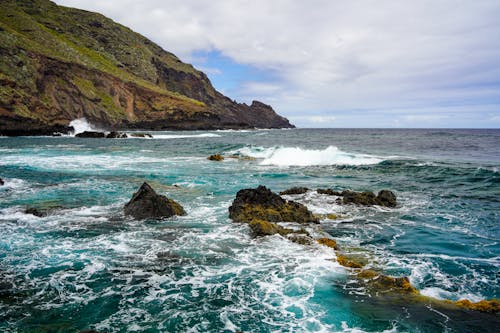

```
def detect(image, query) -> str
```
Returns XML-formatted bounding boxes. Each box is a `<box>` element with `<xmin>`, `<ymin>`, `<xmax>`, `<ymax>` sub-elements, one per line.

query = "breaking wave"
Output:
<box><xmin>232</xmin><ymin>146</ymin><xmax>384</xmax><ymax>166</ymax></box>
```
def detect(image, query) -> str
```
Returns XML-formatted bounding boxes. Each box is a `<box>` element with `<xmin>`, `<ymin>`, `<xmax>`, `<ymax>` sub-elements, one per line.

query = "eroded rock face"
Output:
<box><xmin>279</xmin><ymin>187</ymin><xmax>309</xmax><ymax>195</ymax></box>
<box><xmin>228</xmin><ymin>185</ymin><xmax>318</xmax><ymax>224</ymax></box>
<box><xmin>124</xmin><ymin>182</ymin><xmax>186</xmax><ymax>219</ymax></box>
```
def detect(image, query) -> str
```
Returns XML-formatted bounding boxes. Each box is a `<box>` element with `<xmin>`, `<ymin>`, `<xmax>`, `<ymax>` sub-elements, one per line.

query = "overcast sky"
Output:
<box><xmin>54</xmin><ymin>0</ymin><xmax>500</xmax><ymax>128</ymax></box>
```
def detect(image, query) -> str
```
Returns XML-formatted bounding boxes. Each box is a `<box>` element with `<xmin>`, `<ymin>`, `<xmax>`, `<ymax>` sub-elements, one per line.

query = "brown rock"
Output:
<box><xmin>279</xmin><ymin>187</ymin><xmax>309</xmax><ymax>195</ymax></box>
<box><xmin>208</xmin><ymin>154</ymin><xmax>224</xmax><ymax>161</ymax></box>
<box><xmin>124</xmin><ymin>182</ymin><xmax>186</xmax><ymax>219</ymax></box>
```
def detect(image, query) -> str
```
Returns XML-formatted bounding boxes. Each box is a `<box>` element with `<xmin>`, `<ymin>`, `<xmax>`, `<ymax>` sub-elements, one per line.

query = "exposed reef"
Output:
<box><xmin>208</xmin><ymin>154</ymin><xmax>224</xmax><ymax>161</ymax></box>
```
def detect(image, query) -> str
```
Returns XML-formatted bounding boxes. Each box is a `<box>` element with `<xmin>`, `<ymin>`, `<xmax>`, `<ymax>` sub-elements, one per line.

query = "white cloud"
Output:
<box><xmin>54</xmin><ymin>0</ymin><xmax>500</xmax><ymax>127</ymax></box>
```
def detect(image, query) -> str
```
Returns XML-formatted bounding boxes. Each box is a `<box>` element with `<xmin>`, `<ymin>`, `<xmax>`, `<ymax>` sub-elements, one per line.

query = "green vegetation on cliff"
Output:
<box><xmin>0</xmin><ymin>0</ymin><xmax>293</xmax><ymax>134</ymax></box>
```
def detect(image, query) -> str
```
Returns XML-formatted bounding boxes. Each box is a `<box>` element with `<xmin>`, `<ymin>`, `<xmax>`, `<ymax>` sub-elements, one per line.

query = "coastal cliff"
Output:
<box><xmin>0</xmin><ymin>0</ymin><xmax>293</xmax><ymax>135</ymax></box>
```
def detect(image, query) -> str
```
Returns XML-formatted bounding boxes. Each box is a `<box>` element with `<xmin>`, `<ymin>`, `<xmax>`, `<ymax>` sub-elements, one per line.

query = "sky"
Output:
<box><xmin>54</xmin><ymin>0</ymin><xmax>500</xmax><ymax>128</ymax></box>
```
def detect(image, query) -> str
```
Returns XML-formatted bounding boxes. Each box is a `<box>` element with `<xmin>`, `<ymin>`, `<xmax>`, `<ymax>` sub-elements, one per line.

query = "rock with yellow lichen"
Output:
<box><xmin>208</xmin><ymin>154</ymin><xmax>224</xmax><ymax>161</ymax></box>
<box><xmin>229</xmin><ymin>185</ymin><xmax>318</xmax><ymax>224</ymax></box>
<box><xmin>317</xmin><ymin>238</ymin><xmax>339</xmax><ymax>250</ymax></box>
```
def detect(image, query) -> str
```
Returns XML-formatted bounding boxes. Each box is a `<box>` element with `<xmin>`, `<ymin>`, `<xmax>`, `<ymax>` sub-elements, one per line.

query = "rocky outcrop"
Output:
<box><xmin>75</xmin><ymin>131</ymin><xmax>106</xmax><ymax>138</ymax></box>
<box><xmin>129</xmin><ymin>133</ymin><xmax>153</xmax><ymax>138</ymax></box>
<box><xmin>229</xmin><ymin>185</ymin><xmax>318</xmax><ymax>224</ymax></box>
<box><xmin>106</xmin><ymin>131</ymin><xmax>127</xmax><ymax>138</ymax></box>
<box><xmin>316</xmin><ymin>188</ymin><xmax>342</xmax><ymax>196</ymax></box>
<box><xmin>341</xmin><ymin>190</ymin><xmax>397</xmax><ymax>207</ymax></box>
<box><xmin>124</xmin><ymin>182</ymin><xmax>186</xmax><ymax>219</ymax></box>
<box><xmin>0</xmin><ymin>0</ymin><xmax>293</xmax><ymax>135</ymax></box>
<box><xmin>279</xmin><ymin>187</ymin><xmax>310</xmax><ymax>195</ymax></box>
<box><xmin>208</xmin><ymin>154</ymin><xmax>224</xmax><ymax>161</ymax></box>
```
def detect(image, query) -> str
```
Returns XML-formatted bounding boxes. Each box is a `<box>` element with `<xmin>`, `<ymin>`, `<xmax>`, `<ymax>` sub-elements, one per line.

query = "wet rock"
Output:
<box><xmin>25</xmin><ymin>207</ymin><xmax>47</xmax><ymax>217</ymax></box>
<box><xmin>229</xmin><ymin>185</ymin><xmax>318</xmax><ymax>224</ymax></box>
<box><xmin>106</xmin><ymin>131</ymin><xmax>127</xmax><ymax>138</ymax></box>
<box><xmin>124</xmin><ymin>182</ymin><xmax>186</xmax><ymax>219</ymax></box>
<box><xmin>453</xmin><ymin>299</ymin><xmax>500</xmax><ymax>313</ymax></box>
<box><xmin>357</xmin><ymin>269</ymin><xmax>418</xmax><ymax>294</ymax></box>
<box><xmin>341</xmin><ymin>189</ymin><xmax>397</xmax><ymax>207</ymax></box>
<box><xmin>75</xmin><ymin>131</ymin><xmax>105</xmax><ymax>138</ymax></box>
<box><xmin>314</xmin><ymin>213</ymin><xmax>339</xmax><ymax>220</ymax></box>
<box><xmin>376</xmin><ymin>190</ymin><xmax>397</xmax><ymax>207</ymax></box>
<box><xmin>208</xmin><ymin>154</ymin><xmax>224</xmax><ymax>161</ymax></box>
<box><xmin>248</xmin><ymin>219</ymin><xmax>293</xmax><ymax>237</ymax></box>
<box><xmin>129</xmin><ymin>133</ymin><xmax>153</xmax><ymax>138</ymax></box>
<box><xmin>287</xmin><ymin>233</ymin><xmax>314</xmax><ymax>245</ymax></box>
<box><xmin>316</xmin><ymin>188</ymin><xmax>342</xmax><ymax>196</ymax></box>
<box><xmin>336</xmin><ymin>254</ymin><xmax>364</xmax><ymax>268</ymax></box>
<box><xmin>317</xmin><ymin>237</ymin><xmax>338</xmax><ymax>250</ymax></box>
<box><xmin>279</xmin><ymin>187</ymin><xmax>309</xmax><ymax>195</ymax></box>
<box><xmin>0</xmin><ymin>178</ymin><xmax>4</xmax><ymax>186</ymax></box>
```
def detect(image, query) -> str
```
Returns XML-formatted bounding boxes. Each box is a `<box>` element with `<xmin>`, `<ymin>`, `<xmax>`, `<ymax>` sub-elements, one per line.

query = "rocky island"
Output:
<box><xmin>0</xmin><ymin>0</ymin><xmax>293</xmax><ymax>136</ymax></box>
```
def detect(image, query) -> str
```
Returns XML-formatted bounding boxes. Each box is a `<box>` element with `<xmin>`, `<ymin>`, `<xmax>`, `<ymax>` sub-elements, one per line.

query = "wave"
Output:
<box><xmin>231</xmin><ymin>146</ymin><xmax>383</xmax><ymax>166</ymax></box>
<box><xmin>69</xmin><ymin>118</ymin><xmax>100</xmax><ymax>134</ymax></box>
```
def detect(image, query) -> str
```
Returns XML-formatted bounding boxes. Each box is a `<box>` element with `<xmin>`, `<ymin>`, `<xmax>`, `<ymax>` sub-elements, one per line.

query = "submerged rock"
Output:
<box><xmin>106</xmin><ymin>131</ymin><xmax>127</xmax><ymax>138</ymax></box>
<box><xmin>208</xmin><ymin>154</ymin><xmax>224</xmax><ymax>161</ymax></box>
<box><xmin>25</xmin><ymin>207</ymin><xmax>47</xmax><ymax>217</ymax></box>
<box><xmin>124</xmin><ymin>182</ymin><xmax>186</xmax><ymax>219</ymax></box>
<box><xmin>453</xmin><ymin>299</ymin><xmax>500</xmax><ymax>313</ymax></box>
<box><xmin>279</xmin><ymin>187</ymin><xmax>309</xmax><ymax>195</ymax></box>
<box><xmin>75</xmin><ymin>131</ymin><xmax>105</xmax><ymax>138</ymax></box>
<box><xmin>228</xmin><ymin>185</ymin><xmax>318</xmax><ymax>224</ymax></box>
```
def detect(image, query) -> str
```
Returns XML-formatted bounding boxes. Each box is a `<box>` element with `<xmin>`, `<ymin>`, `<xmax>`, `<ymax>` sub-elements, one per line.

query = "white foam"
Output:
<box><xmin>152</xmin><ymin>133</ymin><xmax>221</xmax><ymax>139</ymax></box>
<box><xmin>69</xmin><ymin>118</ymin><xmax>98</xmax><ymax>134</ymax></box>
<box><xmin>231</xmin><ymin>146</ymin><xmax>383</xmax><ymax>166</ymax></box>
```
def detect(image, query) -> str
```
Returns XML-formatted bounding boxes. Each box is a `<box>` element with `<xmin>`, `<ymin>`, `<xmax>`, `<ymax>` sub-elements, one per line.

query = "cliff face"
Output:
<box><xmin>0</xmin><ymin>0</ymin><xmax>293</xmax><ymax>135</ymax></box>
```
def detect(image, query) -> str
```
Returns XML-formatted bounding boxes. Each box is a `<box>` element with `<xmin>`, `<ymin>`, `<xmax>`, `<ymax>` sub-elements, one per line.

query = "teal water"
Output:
<box><xmin>0</xmin><ymin>128</ymin><xmax>499</xmax><ymax>332</ymax></box>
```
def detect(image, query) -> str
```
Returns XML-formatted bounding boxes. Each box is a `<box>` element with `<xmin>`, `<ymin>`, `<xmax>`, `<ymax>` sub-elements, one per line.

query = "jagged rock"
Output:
<box><xmin>124</xmin><ymin>182</ymin><xmax>186</xmax><ymax>219</ymax></box>
<box><xmin>208</xmin><ymin>154</ymin><xmax>224</xmax><ymax>161</ymax></box>
<box><xmin>129</xmin><ymin>133</ymin><xmax>153</xmax><ymax>138</ymax></box>
<box><xmin>0</xmin><ymin>178</ymin><xmax>4</xmax><ymax>186</ymax></box>
<box><xmin>228</xmin><ymin>185</ymin><xmax>318</xmax><ymax>224</ymax></box>
<box><xmin>357</xmin><ymin>269</ymin><xmax>418</xmax><ymax>294</ymax></box>
<box><xmin>337</xmin><ymin>254</ymin><xmax>364</xmax><ymax>268</ymax></box>
<box><xmin>341</xmin><ymin>189</ymin><xmax>397</xmax><ymax>207</ymax></box>
<box><xmin>317</xmin><ymin>188</ymin><xmax>342</xmax><ymax>196</ymax></box>
<box><xmin>106</xmin><ymin>131</ymin><xmax>127</xmax><ymax>138</ymax></box>
<box><xmin>287</xmin><ymin>234</ymin><xmax>314</xmax><ymax>245</ymax></box>
<box><xmin>75</xmin><ymin>131</ymin><xmax>106</xmax><ymax>138</ymax></box>
<box><xmin>279</xmin><ymin>187</ymin><xmax>309</xmax><ymax>195</ymax></box>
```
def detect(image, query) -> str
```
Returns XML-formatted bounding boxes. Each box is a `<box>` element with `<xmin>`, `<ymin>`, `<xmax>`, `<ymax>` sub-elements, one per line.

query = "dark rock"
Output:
<box><xmin>208</xmin><ymin>154</ymin><xmax>224</xmax><ymax>161</ymax></box>
<box><xmin>75</xmin><ymin>131</ymin><xmax>105</xmax><ymax>138</ymax></box>
<box><xmin>0</xmin><ymin>178</ymin><xmax>4</xmax><ymax>186</ymax></box>
<box><xmin>279</xmin><ymin>187</ymin><xmax>309</xmax><ymax>195</ymax></box>
<box><xmin>106</xmin><ymin>131</ymin><xmax>127</xmax><ymax>138</ymax></box>
<box><xmin>129</xmin><ymin>133</ymin><xmax>153</xmax><ymax>138</ymax></box>
<box><xmin>317</xmin><ymin>188</ymin><xmax>342</xmax><ymax>196</ymax></box>
<box><xmin>287</xmin><ymin>234</ymin><xmax>314</xmax><ymax>245</ymax></box>
<box><xmin>342</xmin><ymin>190</ymin><xmax>378</xmax><ymax>206</ymax></box>
<box><xmin>124</xmin><ymin>182</ymin><xmax>186</xmax><ymax>219</ymax></box>
<box><xmin>25</xmin><ymin>207</ymin><xmax>47</xmax><ymax>217</ymax></box>
<box><xmin>248</xmin><ymin>219</ymin><xmax>293</xmax><ymax>237</ymax></box>
<box><xmin>341</xmin><ymin>189</ymin><xmax>397</xmax><ymax>207</ymax></box>
<box><xmin>228</xmin><ymin>185</ymin><xmax>318</xmax><ymax>224</ymax></box>
<box><xmin>377</xmin><ymin>190</ymin><xmax>397</xmax><ymax>207</ymax></box>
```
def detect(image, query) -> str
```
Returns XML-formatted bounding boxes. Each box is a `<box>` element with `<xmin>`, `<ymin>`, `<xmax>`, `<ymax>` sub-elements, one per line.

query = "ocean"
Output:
<box><xmin>0</xmin><ymin>128</ymin><xmax>499</xmax><ymax>332</ymax></box>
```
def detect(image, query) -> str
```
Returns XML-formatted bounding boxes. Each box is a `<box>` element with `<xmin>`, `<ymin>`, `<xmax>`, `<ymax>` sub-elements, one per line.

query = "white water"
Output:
<box><xmin>232</xmin><ymin>146</ymin><xmax>383</xmax><ymax>166</ymax></box>
<box><xmin>69</xmin><ymin>118</ymin><xmax>98</xmax><ymax>134</ymax></box>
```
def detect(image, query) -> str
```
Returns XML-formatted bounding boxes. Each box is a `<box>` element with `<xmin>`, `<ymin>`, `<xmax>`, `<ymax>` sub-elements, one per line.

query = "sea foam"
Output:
<box><xmin>233</xmin><ymin>145</ymin><xmax>383</xmax><ymax>166</ymax></box>
<box><xmin>69</xmin><ymin>118</ymin><xmax>98</xmax><ymax>134</ymax></box>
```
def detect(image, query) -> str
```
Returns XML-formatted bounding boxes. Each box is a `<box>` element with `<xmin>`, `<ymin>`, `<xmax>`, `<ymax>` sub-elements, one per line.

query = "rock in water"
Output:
<box><xmin>124</xmin><ymin>182</ymin><xmax>186</xmax><ymax>219</ymax></box>
<box><xmin>75</xmin><ymin>131</ymin><xmax>106</xmax><ymax>138</ymax></box>
<box><xmin>106</xmin><ymin>131</ymin><xmax>127</xmax><ymax>138</ymax></box>
<box><xmin>228</xmin><ymin>185</ymin><xmax>318</xmax><ymax>224</ymax></box>
<box><xmin>0</xmin><ymin>178</ymin><xmax>4</xmax><ymax>186</ymax></box>
<box><xmin>279</xmin><ymin>187</ymin><xmax>309</xmax><ymax>195</ymax></box>
<box><xmin>376</xmin><ymin>190</ymin><xmax>397</xmax><ymax>207</ymax></box>
<box><xmin>208</xmin><ymin>154</ymin><xmax>224</xmax><ymax>161</ymax></box>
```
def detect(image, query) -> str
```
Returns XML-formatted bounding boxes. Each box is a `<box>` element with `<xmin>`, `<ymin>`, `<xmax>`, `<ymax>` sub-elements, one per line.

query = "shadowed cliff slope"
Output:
<box><xmin>0</xmin><ymin>0</ymin><xmax>293</xmax><ymax>134</ymax></box>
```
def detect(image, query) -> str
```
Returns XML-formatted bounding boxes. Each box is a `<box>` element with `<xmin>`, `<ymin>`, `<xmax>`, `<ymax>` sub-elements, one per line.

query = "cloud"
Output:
<box><xmin>54</xmin><ymin>0</ymin><xmax>500</xmax><ymax>127</ymax></box>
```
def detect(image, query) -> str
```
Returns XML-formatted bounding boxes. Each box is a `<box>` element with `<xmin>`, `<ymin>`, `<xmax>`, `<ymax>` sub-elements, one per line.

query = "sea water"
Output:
<box><xmin>0</xmin><ymin>128</ymin><xmax>498</xmax><ymax>332</ymax></box>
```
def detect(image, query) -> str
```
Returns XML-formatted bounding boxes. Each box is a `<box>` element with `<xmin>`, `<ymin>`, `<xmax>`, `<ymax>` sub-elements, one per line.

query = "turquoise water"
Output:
<box><xmin>0</xmin><ymin>128</ymin><xmax>499</xmax><ymax>332</ymax></box>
